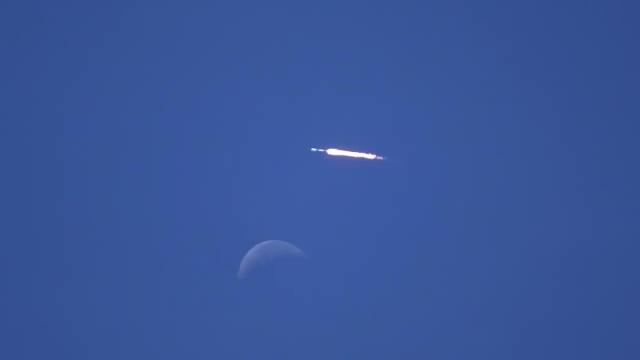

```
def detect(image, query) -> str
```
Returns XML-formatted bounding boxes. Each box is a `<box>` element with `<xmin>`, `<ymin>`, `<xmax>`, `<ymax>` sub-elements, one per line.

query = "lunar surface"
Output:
<box><xmin>237</xmin><ymin>240</ymin><xmax>306</xmax><ymax>279</ymax></box>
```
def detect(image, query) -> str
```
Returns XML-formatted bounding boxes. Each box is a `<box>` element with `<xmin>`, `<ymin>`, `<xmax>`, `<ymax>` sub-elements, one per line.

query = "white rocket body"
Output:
<box><xmin>310</xmin><ymin>147</ymin><xmax>384</xmax><ymax>160</ymax></box>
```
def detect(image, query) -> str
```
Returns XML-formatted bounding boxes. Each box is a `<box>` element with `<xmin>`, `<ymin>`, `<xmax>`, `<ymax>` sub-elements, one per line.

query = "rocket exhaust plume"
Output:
<box><xmin>311</xmin><ymin>147</ymin><xmax>385</xmax><ymax>160</ymax></box>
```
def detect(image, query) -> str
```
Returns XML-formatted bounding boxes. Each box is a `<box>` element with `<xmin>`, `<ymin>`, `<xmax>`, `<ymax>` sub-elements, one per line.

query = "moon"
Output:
<box><xmin>237</xmin><ymin>240</ymin><xmax>306</xmax><ymax>279</ymax></box>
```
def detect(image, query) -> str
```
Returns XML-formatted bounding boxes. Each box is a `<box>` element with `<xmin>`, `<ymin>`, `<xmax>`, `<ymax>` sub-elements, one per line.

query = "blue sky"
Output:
<box><xmin>2</xmin><ymin>1</ymin><xmax>639</xmax><ymax>359</ymax></box>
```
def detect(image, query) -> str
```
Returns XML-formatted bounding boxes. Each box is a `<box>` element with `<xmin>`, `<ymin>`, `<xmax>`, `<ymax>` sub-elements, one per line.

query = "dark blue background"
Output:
<box><xmin>2</xmin><ymin>1</ymin><xmax>639</xmax><ymax>359</ymax></box>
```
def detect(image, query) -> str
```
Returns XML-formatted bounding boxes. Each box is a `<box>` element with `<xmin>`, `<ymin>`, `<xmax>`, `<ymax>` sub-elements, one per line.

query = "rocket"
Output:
<box><xmin>311</xmin><ymin>147</ymin><xmax>385</xmax><ymax>160</ymax></box>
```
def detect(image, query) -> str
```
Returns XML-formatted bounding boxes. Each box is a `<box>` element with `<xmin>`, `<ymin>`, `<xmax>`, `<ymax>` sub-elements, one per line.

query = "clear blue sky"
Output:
<box><xmin>2</xmin><ymin>1</ymin><xmax>639</xmax><ymax>359</ymax></box>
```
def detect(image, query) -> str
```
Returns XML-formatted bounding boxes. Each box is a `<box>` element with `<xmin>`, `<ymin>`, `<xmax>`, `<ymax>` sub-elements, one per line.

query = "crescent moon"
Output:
<box><xmin>237</xmin><ymin>240</ymin><xmax>306</xmax><ymax>279</ymax></box>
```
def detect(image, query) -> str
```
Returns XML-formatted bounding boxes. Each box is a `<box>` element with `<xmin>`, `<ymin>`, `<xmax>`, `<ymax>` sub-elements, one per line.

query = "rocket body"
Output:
<box><xmin>310</xmin><ymin>147</ymin><xmax>384</xmax><ymax>160</ymax></box>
